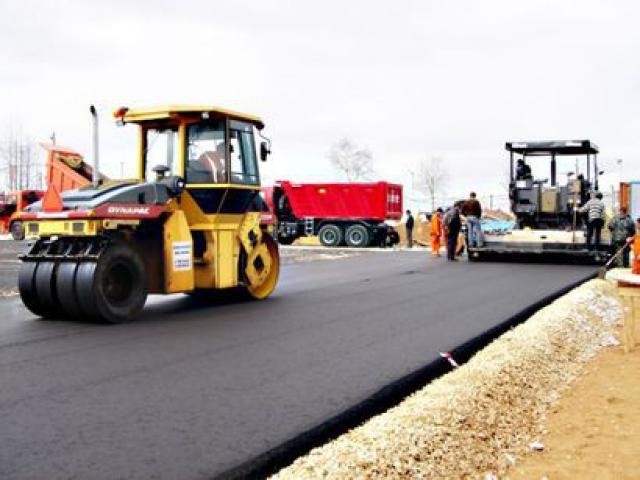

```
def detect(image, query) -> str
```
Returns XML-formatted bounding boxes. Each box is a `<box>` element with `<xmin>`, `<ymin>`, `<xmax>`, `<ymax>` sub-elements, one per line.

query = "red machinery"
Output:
<box><xmin>1</xmin><ymin>191</ymin><xmax>44</xmax><ymax>237</ymax></box>
<box><xmin>1</xmin><ymin>144</ymin><xmax>97</xmax><ymax>239</ymax></box>
<box><xmin>267</xmin><ymin>181</ymin><xmax>403</xmax><ymax>247</ymax></box>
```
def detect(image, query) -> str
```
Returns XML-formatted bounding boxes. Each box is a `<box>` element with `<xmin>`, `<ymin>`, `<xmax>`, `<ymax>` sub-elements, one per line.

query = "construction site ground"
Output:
<box><xmin>273</xmin><ymin>280</ymin><xmax>627</xmax><ymax>479</ymax></box>
<box><xmin>0</xmin><ymin>245</ymin><xmax>594</xmax><ymax>479</ymax></box>
<box><xmin>510</xmin><ymin>326</ymin><xmax>640</xmax><ymax>479</ymax></box>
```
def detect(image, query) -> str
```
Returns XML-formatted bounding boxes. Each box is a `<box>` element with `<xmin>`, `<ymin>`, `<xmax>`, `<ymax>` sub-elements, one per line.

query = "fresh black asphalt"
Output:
<box><xmin>0</xmin><ymin>249</ymin><xmax>594</xmax><ymax>479</ymax></box>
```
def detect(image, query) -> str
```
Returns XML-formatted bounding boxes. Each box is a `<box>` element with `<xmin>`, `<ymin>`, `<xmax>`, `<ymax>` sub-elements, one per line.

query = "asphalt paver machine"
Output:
<box><xmin>16</xmin><ymin>105</ymin><xmax>279</xmax><ymax>323</ymax></box>
<box><xmin>468</xmin><ymin>140</ymin><xmax>612</xmax><ymax>263</ymax></box>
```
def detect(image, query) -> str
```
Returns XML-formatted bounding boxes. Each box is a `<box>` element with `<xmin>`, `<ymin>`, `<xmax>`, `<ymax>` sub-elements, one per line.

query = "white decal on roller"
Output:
<box><xmin>172</xmin><ymin>241</ymin><xmax>192</xmax><ymax>271</ymax></box>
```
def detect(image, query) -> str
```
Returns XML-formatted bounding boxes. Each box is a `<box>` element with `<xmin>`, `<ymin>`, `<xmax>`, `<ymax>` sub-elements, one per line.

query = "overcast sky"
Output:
<box><xmin>1</xmin><ymin>0</ymin><xmax>639</xmax><ymax>208</ymax></box>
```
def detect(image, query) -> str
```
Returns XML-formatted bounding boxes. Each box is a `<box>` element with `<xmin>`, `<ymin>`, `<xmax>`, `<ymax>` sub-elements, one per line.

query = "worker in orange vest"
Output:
<box><xmin>430</xmin><ymin>208</ymin><xmax>443</xmax><ymax>256</ymax></box>
<box><xmin>631</xmin><ymin>217</ymin><xmax>640</xmax><ymax>275</ymax></box>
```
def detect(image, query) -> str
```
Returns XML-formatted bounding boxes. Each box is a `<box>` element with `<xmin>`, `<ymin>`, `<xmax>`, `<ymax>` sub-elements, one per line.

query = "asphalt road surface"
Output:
<box><xmin>0</xmin><ymin>249</ymin><xmax>594</xmax><ymax>479</ymax></box>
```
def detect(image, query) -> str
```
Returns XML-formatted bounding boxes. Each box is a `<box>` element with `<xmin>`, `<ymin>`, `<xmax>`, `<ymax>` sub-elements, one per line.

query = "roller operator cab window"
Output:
<box><xmin>229</xmin><ymin>120</ymin><xmax>259</xmax><ymax>185</ymax></box>
<box><xmin>145</xmin><ymin>127</ymin><xmax>179</xmax><ymax>181</ymax></box>
<box><xmin>186</xmin><ymin>120</ymin><xmax>227</xmax><ymax>184</ymax></box>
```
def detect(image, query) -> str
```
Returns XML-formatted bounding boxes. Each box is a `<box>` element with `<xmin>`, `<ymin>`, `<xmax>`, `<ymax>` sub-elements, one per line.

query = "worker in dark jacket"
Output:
<box><xmin>608</xmin><ymin>206</ymin><xmax>636</xmax><ymax>267</ymax></box>
<box><xmin>405</xmin><ymin>209</ymin><xmax>414</xmax><ymax>248</ymax></box>
<box><xmin>461</xmin><ymin>192</ymin><xmax>483</xmax><ymax>248</ymax></box>
<box><xmin>443</xmin><ymin>206</ymin><xmax>461</xmax><ymax>261</ymax></box>
<box><xmin>516</xmin><ymin>159</ymin><xmax>532</xmax><ymax>180</ymax></box>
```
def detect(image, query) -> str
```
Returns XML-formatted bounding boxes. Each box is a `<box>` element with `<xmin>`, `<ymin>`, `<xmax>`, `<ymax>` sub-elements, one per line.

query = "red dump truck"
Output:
<box><xmin>266</xmin><ymin>181</ymin><xmax>403</xmax><ymax>247</ymax></box>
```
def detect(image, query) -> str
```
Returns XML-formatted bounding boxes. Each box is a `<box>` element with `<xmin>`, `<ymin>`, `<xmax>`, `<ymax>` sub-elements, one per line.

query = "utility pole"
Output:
<box><xmin>611</xmin><ymin>185</ymin><xmax>616</xmax><ymax>210</ymax></box>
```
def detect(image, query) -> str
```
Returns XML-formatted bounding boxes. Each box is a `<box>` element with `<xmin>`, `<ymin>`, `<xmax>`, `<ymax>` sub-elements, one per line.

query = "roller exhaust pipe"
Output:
<box><xmin>90</xmin><ymin>105</ymin><xmax>100</xmax><ymax>188</ymax></box>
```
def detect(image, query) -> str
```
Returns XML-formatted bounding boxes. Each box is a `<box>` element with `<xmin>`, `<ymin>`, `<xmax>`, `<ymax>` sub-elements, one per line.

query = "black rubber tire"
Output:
<box><xmin>10</xmin><ymin>221</ymin><xmax>24</xmax><ymax>241</ymax></box>
<box><xmin>18</xmin><ymin>262</ymin><xmax>49</xmax><ymax>318</ymax></box>
<box><xmin>56</xmin><ymin>262</ymin><xmax>85</xmax><ymax>320</ymax></box>
<box><xmin>345</xmin><ymin>224</ymin><xmax>371</xmax><ymax>248</ymax></box>
<box><xmin>75</xmin><ymin>262</ymin><xmax>99</xmax><ymax>320</ymax></box>
<box><xmin>318</xmin><ymin>224</ymin><xmax>343</xmax><ymax>247</ymax></box>
<box><xmin>277</xmin><ymin>235</ymin><xmax>296</xmax><ymax>246</ymax></box>
<box><xmin>386</xmin><ymin>229</ymin><xmax>400</xmax><ymax>247</ymax></box>
<box><xmin>75</xmin><ymin>243</ymin><xmax>148</xmax><ymax>324</ymax></box>
<box><xmin>468</xmin><ymin>250</ymin><xmax>483</xmax><ymax>262</ymax></box>
<box><xmin>33</xmin><ymin>261</ymin><xmax>63</xmax><ymax>318</ymax></box>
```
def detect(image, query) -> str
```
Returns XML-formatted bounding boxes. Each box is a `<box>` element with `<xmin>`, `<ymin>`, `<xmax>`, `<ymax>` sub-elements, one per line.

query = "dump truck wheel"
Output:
<box><xmin>75</xmin><ymin>244</ymin><xmax>148</xmax><ymax>323</ymax></box>
<box><xmin>386</xmin><ymin>229</ymin><xmax>400</xmax><ymax>247</ymax></box>
<box><xmin>56</xmin><ymin>262</ymin><xmax>85</xmax><ymax>319</ymax></box>
<box><xmin>33</xmin><ymin>262</ymin><xmax>63</xmax><ymax>318</ymax></box>
<box><xmin>468</xmin><ymin>251</ymin><xmax>482</xmax><ymax>262</ymax></box>
<box><xmin>18</xmin><ymin>262</ymin><xmax>50</xmax><ymax>318</ymax></box>
<box><xmin>10</xmin><ymin>221</ymin><xmax>24</xmax><ymax>241</ymax></box>
<box><xmin>277</xmin><ymin>235</ymin><xmax>296</xmax><ymax>246</ymax></box>
<box><xmin>318</xmin><ymin>224</ymin><xmax>343</xmax><ymax>247</ymax></box>
<box><xmin>247</xmin><ymin>234</ymin><xmax>280</xmax><ymax>300</ymax></box>
<box><xmin>345</xmin><ymin>224</ymin><xmax>370</xmax><ymax>248</ymax></box>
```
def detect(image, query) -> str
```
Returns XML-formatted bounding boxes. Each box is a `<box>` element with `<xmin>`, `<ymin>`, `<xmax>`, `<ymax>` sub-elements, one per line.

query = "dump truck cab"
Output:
<box><xmin>17</xmin><ymin>105</ymin><xmax>279</xmax><ymax>323</ymax></box>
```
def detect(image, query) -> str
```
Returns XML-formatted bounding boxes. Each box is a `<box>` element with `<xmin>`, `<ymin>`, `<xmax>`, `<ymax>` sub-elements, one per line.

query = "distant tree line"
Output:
<box><xmin>0</xmin><ymin>127</ymin><xmax>44</xmax><ymax>191</ymax></box>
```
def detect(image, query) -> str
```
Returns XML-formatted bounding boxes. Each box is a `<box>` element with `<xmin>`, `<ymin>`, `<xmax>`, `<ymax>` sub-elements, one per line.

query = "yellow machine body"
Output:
<box><xmin>126</xmin><ymin>105</ymin><xmax>279</xmax><ymax>298</ymax></box>
<box><xmin>18</xmin><ymin>105</ymin><xmax>279</xmax><ymax>323</ymax></box>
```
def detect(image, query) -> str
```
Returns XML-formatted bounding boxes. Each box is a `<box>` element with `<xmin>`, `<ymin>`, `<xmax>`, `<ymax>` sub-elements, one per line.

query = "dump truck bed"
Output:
<box><xmin>276</xmin><ymin>181</ymin><xmax>403</xmax><ymax>221</ymax></box>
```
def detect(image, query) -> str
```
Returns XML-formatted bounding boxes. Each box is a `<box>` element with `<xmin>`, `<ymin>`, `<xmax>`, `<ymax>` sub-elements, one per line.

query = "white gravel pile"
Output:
<box><xmin>273</xmin><ymin>279</ymin><xmax>622</xmax><ymax>479</ymax></box>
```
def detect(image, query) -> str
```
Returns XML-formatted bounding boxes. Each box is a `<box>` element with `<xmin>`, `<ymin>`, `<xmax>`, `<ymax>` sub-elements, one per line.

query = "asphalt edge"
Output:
<box><xmin>215</xmin><ymin>271</ymin><xmax>597</xmax><ymax>480</ymax></box>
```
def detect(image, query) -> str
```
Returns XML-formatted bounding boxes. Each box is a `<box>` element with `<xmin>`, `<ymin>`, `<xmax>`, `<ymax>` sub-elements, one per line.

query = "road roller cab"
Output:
<box><xmin>17</xmin><ymin>105</ymin><xmax>279</xmax><ymax>323</ymax></box>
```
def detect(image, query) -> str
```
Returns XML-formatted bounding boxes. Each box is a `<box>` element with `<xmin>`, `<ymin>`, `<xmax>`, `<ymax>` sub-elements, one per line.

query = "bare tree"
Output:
<box><xmin>328</xmin><ymin>137</ymin><xmax>374</xmax><ymax>181</ymax></box>
<box><xmin>414</xmin><ymin>156</ymin><xmax>448</xmax><ymax>212</ymax></box>
<box><xmin>0</xmin><ymin>126</ymin><xmax>43</xmax><ymax>191</ymax></box>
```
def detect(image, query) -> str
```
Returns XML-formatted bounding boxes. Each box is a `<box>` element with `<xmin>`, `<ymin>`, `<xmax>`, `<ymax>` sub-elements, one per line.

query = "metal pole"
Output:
<box><xmin>90</xmin><ymin>105</ymin><xmax>100</xmax><ymax>188</ymax></box>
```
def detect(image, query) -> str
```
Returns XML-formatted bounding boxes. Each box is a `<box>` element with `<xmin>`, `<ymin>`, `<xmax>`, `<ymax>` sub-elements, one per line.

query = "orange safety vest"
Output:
<box><xmin>633</xmin><ymin>235</ymin><xmax>640</xmax><ymax>275</ymax></box>
<box><xmin>430</xmin><ymin>214</ymin><xmax>442</xmax><ymax>236</ymax></box>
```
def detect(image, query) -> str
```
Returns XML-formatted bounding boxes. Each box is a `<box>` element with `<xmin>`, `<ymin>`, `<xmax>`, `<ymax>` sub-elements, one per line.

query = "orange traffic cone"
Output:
<box><xmin>42</xmin><ymin>183</ymin><xmax>64</xmax><ymax>212</ymax></box>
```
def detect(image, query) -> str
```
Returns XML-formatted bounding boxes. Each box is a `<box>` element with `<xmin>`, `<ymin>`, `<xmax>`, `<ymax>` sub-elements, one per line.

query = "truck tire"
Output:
<box><xmin>318</xmin><ymin>224</ymin><xmax>343</xmax><ymax>247</ymax></box>
<box><xmin>345</xmin><ymin>224</ymin><xmax>370</xmax><ymax>247</ymax></box>
<box><xmin>277</xmin><ymin>235</ymin><xmax>296</xmax><ymax>246</ymax></box>
<box><xmin>75</xmin><ymin>243</ymin><xmax>148</xmax><ymax>323</ymax></box>
<box><xmin>386</xmin><ymin>229</ymin><xmax>400</xmax><ymax>247</ymax></box>
<box><xmin>10</xmin><ymin>221</ymin><xmax>24</xmax><ymax>241</ymax></box>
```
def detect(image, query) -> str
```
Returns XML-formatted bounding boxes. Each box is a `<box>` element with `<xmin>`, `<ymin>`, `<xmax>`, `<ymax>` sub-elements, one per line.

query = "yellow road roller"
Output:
<box><xmin>16</xmin><ymin>105</ymin><xmax>279</xmax><ymax>323</ymax></box>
